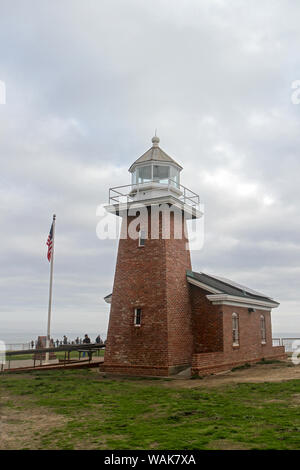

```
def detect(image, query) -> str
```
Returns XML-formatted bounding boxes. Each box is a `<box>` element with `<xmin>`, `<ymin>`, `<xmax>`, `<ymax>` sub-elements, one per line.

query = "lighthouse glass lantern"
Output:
<box><xmin>107</xmin><ymin>135</ymin><xmax>200</xmax><ymax>218</ymax></box>
<box><xmin>128</xmin><ymin>136</ymin><xmax>184</xmax><ymax>203</ymax></box>
<box><xmin>130</xmin><ymin>136</ymin><xmax>181</xmax><ymax>188</ymax></box>
<box><xmin>131</xmin><ymin>162</ymin><xmax>180</xmax><ymax>187</ymax></box>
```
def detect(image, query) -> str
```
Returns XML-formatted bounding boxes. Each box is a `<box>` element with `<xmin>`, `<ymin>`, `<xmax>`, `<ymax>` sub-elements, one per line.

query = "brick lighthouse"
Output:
<box><xmin>101</xmin><ymin>136</ymin><xmax>285</xmax><ymax>377</ymax></box>
<box><xmin>101</xmin><ymin>135</ymin><xmax>201</xmax><ymax>376</ymax></box>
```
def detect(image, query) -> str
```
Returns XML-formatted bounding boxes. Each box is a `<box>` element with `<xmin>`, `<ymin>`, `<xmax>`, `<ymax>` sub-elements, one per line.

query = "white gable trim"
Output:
<box><xmin>211</xmin><ymin>300</ymin><xmax>272</xmax><ymax>311</ymax></box>
<box><xmin>206</xmin><ymin>294</ymin><xmax>279</xmax><ymax>310</ymax></box>
<box><xmin>187</xmin><ymin>276</ymin><xmax>222</xmax><ymax>294</ymax></box>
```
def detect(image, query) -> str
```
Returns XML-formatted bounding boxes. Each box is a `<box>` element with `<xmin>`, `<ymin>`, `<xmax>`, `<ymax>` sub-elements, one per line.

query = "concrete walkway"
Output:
<box><xmin>2</xmin><ymin>357</ymin><xmax>104</xmax><ymax>372</ymax></box>
<box><xmin>3</xmin><ymin>358</ymin><xmax>58</xmax><ymax>370</ymax></box>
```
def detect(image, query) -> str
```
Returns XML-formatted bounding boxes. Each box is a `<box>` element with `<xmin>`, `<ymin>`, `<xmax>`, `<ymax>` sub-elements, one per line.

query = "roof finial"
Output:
<box><xmin>152</xmin><ymin>131</ymin><xmax>160</xmax><ymax>147</ymax></box>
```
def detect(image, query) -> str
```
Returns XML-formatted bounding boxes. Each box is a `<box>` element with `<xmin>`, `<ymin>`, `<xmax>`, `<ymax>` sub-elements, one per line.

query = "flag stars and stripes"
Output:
<box><xmin>46</xmin><ymin>223</ymin><xmax>53</xmax><ymax>262</ymax></box>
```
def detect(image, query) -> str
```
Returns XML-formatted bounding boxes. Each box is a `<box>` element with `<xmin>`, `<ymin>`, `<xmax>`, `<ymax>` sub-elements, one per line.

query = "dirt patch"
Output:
<box><xmin>162</xmin><ymin>360</ymin><xmax>300</xmax><ymax>389</ymax></box>
<box><xmin>207</xmin><ymin>439</ymin><xmax>250</xmax><ymax>450</ymax></box>
<box><xmin>0</xmin><ymin>392</ymin><xmax>68</xmax><ymax>450</ymax></box>
<box><xmin>290</xmin><ymin>393</ymin><xmax>300</xmax><ymax>406</ymax></box>
<box><xmin>142</xmin><ymin>403</ymin><xmax>166</xmax><ymax>419</ymax></box>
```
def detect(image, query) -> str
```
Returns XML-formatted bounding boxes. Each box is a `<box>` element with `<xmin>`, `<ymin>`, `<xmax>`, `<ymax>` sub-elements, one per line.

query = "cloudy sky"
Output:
<box><xmin>1</xmin><ymin>0</ymin><xmax>300</xmax><ymax>342</ymax></box>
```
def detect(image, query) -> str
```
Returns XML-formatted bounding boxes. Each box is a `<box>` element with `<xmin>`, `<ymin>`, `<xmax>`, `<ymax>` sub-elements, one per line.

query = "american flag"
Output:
<box><xmin>46</xmin><ymin>223</ymin><xmax>54</xmax><ymax>262</ymax></box>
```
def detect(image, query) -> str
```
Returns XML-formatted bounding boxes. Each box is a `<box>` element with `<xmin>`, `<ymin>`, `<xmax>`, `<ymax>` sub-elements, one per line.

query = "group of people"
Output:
<box><xmin>30</xmin><ymin>334</ymin><xmax>105</xmax><ymax>349</ymax></box>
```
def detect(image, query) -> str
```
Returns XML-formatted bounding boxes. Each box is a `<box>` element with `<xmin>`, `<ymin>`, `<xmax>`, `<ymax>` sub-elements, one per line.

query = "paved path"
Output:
<box><xmin>3</xmin><ymin>359</ymin><xmax>58</xmax><ymax>370</ymax></box>
<box><xmin>3</xmin><ymin>357</ymin><xmax>103</xmax><ymax>372</ymax></box>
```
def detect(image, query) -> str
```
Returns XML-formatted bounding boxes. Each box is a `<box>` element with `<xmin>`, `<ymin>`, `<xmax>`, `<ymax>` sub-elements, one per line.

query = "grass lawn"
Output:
<box><xmin>1</xmin><ymin>368</ymin><xmax>300</xmax><ymax>450</ymax></box>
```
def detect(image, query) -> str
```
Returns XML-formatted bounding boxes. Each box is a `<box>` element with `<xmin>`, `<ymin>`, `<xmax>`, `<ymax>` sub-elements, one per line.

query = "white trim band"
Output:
<box><xmin>206</xmin><ymin>294</ymin><xmax>279</xmax><ymax>310</ymax></box>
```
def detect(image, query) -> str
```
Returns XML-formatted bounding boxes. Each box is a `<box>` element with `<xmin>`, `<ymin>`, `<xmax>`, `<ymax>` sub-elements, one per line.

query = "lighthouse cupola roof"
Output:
<box><xmin>128</xmin><ymin>136</ymin><xmax>183</xmax><ymax>173</ymax></box>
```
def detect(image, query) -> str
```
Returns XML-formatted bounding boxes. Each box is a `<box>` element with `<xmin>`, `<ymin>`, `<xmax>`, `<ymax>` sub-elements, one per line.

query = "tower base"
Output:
<box><xmin>99</xmin><ymin>362</ymin><xmax>191</xmax><ymax>377</ymax></box>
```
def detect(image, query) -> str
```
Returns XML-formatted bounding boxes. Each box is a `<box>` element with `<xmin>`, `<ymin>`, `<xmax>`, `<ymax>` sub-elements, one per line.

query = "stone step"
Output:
<box><xmin>175</xmin><ymin>366</ymin><xmax>191</xmax><ymax>378</ymax></box>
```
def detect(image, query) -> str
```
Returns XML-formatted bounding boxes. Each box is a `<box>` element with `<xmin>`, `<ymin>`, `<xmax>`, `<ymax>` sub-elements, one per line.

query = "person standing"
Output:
<box><xmin>82</xmin><ymin>334</ymin><xmax>91</xmax><ymax>358</ymax></box>
<box><xmin>95</xmin><ymin>335</ymin><xmax>101</xmax><ymax>344</ymax></box>
<box><xmin>83</xmin><ymin>334</ymin><xmax>91</xmax><ymax>344</ymax></box>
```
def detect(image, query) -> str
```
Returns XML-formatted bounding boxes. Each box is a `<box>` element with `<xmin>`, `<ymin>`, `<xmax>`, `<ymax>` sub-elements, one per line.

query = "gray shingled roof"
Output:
<box><xmin>128</xmin><ymin>139</ymin><xmax>183</xmax><ymax>172</ymax></box>
<box><xmin>105</xmin><ymin>271</ymin><xmax>279</xmax><ymax>306</ymax></box>
<box><xmin>187</xmin><ymin>270</ymin><xmax>279</xmax><ymax>305</ymax></box>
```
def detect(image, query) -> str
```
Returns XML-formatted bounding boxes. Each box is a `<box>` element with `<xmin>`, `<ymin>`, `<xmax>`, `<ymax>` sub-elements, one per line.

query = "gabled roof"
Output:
<box><xmin>105</xmin><ymin>271</ymin><xmax>279</xmax><ymax>308</ymax></box>
<box><xmin>187</xmin><ymin>270</ymin><xmax>279</xmax><ymax>306</ymax></box>
<box><xmin>128</xmin><ymin>136</ymin><xmax>183</xmax><ymax>172</ymax></box>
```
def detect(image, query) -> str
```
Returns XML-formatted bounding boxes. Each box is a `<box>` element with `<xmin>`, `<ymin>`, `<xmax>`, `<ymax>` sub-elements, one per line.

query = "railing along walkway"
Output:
<box><xmin>1</xmin><ymin>343</ymin><xmax>105</xmax><ymax>372</ymax></box>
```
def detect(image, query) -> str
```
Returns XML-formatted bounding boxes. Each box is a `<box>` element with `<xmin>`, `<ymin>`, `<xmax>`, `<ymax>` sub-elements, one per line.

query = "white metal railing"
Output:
<box><xmin>109</xmin><ymin>179</ymin><xmax>200</xmax><ymax>208</ymax></box>
<box><xmin>272</xmin><ymin>338</ymin><xmax>300</xmax><ymax>352</ymax></box>
<box><xmin>5</xmin><ymin>343</ymin><xmax>31</xmax><ymax>351</ymax></box>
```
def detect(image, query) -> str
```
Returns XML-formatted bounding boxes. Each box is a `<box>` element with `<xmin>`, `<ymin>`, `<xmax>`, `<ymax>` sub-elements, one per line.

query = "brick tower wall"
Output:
<box><xmin>102</xmin><ymin>207</ymin><xmax>194</xmax><ymax>376</ymax></box>
<box><xmin>165</xmin><ymin>213</ymin><xmax>193</xmax><ymax>371</ymax></box>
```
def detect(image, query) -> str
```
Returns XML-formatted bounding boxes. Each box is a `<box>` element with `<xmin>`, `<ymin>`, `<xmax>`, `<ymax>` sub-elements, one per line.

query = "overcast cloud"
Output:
<box><xmin>1</xmin><ymin>0</ymin><xmax>300</xmax><ymax>341</ymax></box>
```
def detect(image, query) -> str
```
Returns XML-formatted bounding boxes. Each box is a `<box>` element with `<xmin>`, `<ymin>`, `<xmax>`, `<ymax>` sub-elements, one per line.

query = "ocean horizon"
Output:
<box><xmin>1</xmin><ymin>330</ymin><xmax>107</xmax><ymax>346</ymax></box>
<box><xmin>1</xmin><ymin>330</ymin><xmax>299</xmax><ymax>347</ymax></box>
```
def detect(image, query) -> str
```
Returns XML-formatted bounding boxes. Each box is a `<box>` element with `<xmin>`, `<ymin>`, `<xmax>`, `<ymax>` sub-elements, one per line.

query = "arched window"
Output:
<box><xmin>232</xmin><ymin>313</ymin><xmax>239</xmax><ymax>346</ymax></box>
<box><xmin>260</xmin><ymin>315</ymin><xmax>266</xmax><ymax>344</ymax></box>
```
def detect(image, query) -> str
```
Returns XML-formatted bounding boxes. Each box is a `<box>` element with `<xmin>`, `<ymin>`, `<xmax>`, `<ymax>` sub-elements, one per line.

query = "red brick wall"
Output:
<box><xmin>190</xmin><ymin>293</ymin><xmax>286</xmax><ymax>375</ymax></box>
<box><xmin>103</xmin><ymin>205</ymin><xmax>284</xmax><ymax>377</ymax></box>
<box><xmin>189</xmin><ymin>285</ymin><xmax>223</xmax><ymax>353</ymax></box>
<box><xmin>222</xmin><ymin>305</ymin><xmax>278</xmax><ymax>362</ymax></box>
<box><xmin>165</xmin><ymin>213</ymin><xmax>193</xmax><ymax>367</ymax></box>
<box><xmin>191</xmin><ymin>347</ymin><xmax>286</xmax><ymax>375</ymax></box>
<box><xmin>103</xmin><ymin>208</ymin><xmax>193</xmax><ymax>375</ymax></box>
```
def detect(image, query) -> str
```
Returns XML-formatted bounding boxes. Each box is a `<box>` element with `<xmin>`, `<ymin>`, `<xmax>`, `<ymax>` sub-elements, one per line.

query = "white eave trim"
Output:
<box><xmin>206</xmin><ymin>294</ymin><xmax>279</xmax><ymax>310</ymax></box>
<box><xmin>104</xmin><ymin>294</ymin><xmax>112</xmax><ymax>304</ymax></box>
<box><xmin>187</xmin><ymin>276</ymin><xmax>223</xmax><ymax>294</ymax></box>
<box><xmin>105</xmin><ymin>196</ymin><xmax>202</xmax><ymax>219</ymax></box>
<box><xmin>129</xmin><ymin>159</ymin><xmax>183</xmax><ymax>173</ymax></box>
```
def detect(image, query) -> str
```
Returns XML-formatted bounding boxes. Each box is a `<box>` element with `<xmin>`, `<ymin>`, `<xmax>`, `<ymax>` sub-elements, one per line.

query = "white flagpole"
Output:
<box><xmin>45</xmin><ymin>214</ymin><xmax>56</xmax><ymax>364</ymax></box>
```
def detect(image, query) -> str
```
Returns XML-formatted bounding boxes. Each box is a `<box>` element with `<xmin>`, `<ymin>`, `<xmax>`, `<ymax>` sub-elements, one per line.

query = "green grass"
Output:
<box><xmin>1</xmin><ymin>369</ymin><xmax>300</xmax><ymax>450</ymax></box>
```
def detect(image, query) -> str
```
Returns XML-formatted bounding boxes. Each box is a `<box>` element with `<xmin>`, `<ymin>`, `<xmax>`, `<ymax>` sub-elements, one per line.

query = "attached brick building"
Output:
<box><xmin>101</xmin><ymin>136</ymin><xmax>285</xmax><ymax>377</ymax></box>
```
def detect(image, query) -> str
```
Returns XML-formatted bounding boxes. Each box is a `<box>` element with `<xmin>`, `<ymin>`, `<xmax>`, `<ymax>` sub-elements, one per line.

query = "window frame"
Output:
<box><xmin>134</xmin><ymin>308</ymin><xmax>142</xmax><ymax>327</ymax></box>
<box><xmin>138</xmin><ymin>229</ymin><xmax>146</xmax><ymax>247</ymax></box>
<box><xmin>260</xmin><ymin>314</ymin><xmax>266</xmax><ymax>344</ymax></box>
<box><xmin>131</xmin><ymin>162</ymin><xmax>181</xmax><ymax>187</ymax></box>
<box><xmin>232</xmin><ymin>312</ymin><xmax>239</xmax><ymax>347</ymax></box>
<box><xmin>153</xmin><ymin>164</ymin><xmax>170</xmax><ymax>183</ymax></box>
<box><xmin>137</xmin><ymin>165</ymin><xmax>152</xmax><ymax>184</ymax></box>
